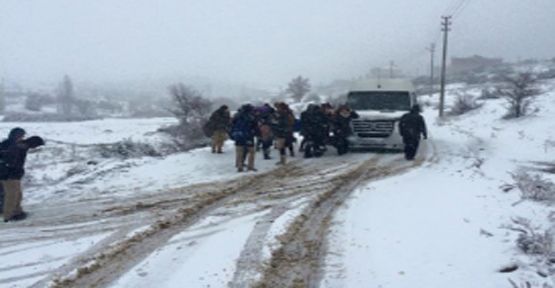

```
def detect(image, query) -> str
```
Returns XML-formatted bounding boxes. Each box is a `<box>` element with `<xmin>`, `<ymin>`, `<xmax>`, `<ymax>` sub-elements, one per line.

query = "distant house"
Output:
<box><xmin>450</xmin><ymin>55</ymin><xmax>504</xmax><ymax>74</ymax></box>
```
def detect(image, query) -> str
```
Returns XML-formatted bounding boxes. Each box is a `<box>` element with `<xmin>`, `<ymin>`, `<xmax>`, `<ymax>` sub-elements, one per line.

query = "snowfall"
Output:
<box><xmin>1</xmin><ymin>76</ymin><xmax>555</xmax><ymax>288</ymax></box>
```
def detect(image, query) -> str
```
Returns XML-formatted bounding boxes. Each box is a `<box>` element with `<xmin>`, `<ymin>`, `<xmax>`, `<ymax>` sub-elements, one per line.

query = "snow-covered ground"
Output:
<box><xmin>323</xmin><ymin>79</ymin><xmax>555</xmax><ymax>287</ymax></box>
<box><xmin>1</xmin><ymin>74</ymin><xmax>555</xmax><ymax>287</ymax></box>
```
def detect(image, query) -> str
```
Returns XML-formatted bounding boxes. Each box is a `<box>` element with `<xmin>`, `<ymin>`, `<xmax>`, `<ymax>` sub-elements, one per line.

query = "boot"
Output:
<box><xmin>236</xmin><ymin>146</ymin><xmax>244</xmax><ymax>170</ymax></box>
<box><xmin>246</xmin><ymin>147</ymin><xmax>256</xmax><ymax>171</ymax></box>
<box><xmin>263</xmin><ymin>149</ymin><xmax>271</xmax><ymax>160</ymax></box>
<box><xmin>276</xmin><ymin>155</ymin><xmax>286</xmax><ymax>165</ymax></box>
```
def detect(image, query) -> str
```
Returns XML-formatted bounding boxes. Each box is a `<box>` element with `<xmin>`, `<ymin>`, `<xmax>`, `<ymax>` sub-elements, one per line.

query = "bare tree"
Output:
<box><xmin>163</xmin><ymin>83</ymin><xmax>213</xmax><ymax>150</ymax></box>
<box><xmin>286</xmin><ymin>75</ymin><xmax>311</xmax><ymax>102</ymax></box>
<box><xmin>57</xmin><ymin>75</ymin><xmax>75</xmax><ymax>115</ymax></box>
<box><xmin>496</xmin><ymin>72</ymin><xmax>541</xmax><ymax>118</ymax></box>
<box><xmin>168</xmin><ymin>83</ymin><xmax>212</xmax><ymax>125</ymax></box>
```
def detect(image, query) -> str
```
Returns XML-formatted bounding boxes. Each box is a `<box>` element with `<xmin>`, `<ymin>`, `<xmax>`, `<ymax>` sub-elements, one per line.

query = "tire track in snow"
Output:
<box><xmin>253</xmin><ymin>142</ymin><xmax>433</xmax><ymax>288</ymax></box>
<box><xmin>47</xmin><ymin>156</ymin><xmax>372</xmax><ymax>288</ymax></box>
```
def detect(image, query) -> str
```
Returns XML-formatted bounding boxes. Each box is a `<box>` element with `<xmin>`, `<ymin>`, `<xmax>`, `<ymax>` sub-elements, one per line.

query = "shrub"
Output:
<box><xmin>496</xmin><ymin>72</ymin><xmax>541</xmax><ymax>119</ymax></box>
<box><xmin>506</xmin><ymin>217</ymin><xmax>554</xmax><ymax>256</ymax></box>
<box><xmin>25</xmin><ymin>93</ymin><xmax>54</xmax><ymax>111</ymax></box>
<box><xmin>478</xmin><ymin>88</ymin><xmax>500</xmax><ymax>100</ymax></box>
<box><xmin>510</xmin><ymin>171</ymin><xmax>555</xmax><ymax>203</ymax></box>
<box><xmin>97</xmin><ymin>138</ymin><xmax>161</xmax><ymax>158</ymax></box>
<box><xmin>158</xmin><ymin>121</ymin><xmax>210</xmax><ymax>152</ymax></box>
<box><xmin>449</xmin><ymin>93</ymin><xmax>483</xmax><ymax>116</ymax></box>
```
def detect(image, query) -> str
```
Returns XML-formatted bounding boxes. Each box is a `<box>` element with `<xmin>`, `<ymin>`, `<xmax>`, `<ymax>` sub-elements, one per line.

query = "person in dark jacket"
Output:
<box><xmin>231</xmin><ymin>104</ymin><xmax>258</xmax><ymax>172</ymax></box>
<box><xmin>208</xmin><ymin>105</ymin><xmax>231</xmax><ymax>154</ymax></box>
<box><xmin>272</xmin><ymin>103</ymin><xmax>294</xmax><ymax>165</ymax></box>
<box><xmin>1</xmin><ymin>128</ymin><xmax>44</xmax><ymax>222</ymax></box>
<box><xmin>0</xmin><ymin>181</ymin><xmax>3</xmax><ymax>214</ymax></box>
<box><xmin>332</xmin><ymin>105</ymin><xmax>359</xmax><ymax>155</ymax></box>
<box><xmin>398</xmin><ymin>105</ymin><xmax>427</xmax><ymax>160</ymax></box>
<box><xmin>300</xmin><ymin>104</ymin><xmax>329</xmax><ymax>158</ymax></box>
<box><xmin>284</xmin><ymin>105</ymin><xmax>297</xmax><ymax>157</ymax></box>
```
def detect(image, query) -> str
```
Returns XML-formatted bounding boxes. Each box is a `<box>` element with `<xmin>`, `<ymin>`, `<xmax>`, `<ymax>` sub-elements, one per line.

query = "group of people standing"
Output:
<box><xmin>0</xmin><ymin>104</ymin><xmax>427</xmax><ymax>223</ymax></box>
<box><xmin>205</xmin><ymin>102</ymin><xmax>361</xmax><ymax>172</ymax></box>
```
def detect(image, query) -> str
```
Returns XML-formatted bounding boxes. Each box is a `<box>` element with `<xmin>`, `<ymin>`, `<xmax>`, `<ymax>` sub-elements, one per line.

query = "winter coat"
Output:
<box><xmin>333</xmin><ymin>111</ymin><xmax>359</xmax><ymax>138</ymax></box>
<box><xmin>209</xmin><ymin>108</ymin><xmax>231</xmax><ymax>131</ymax></box>
<box><xmin>399</xmin><ymin>111</ymin><xmax>427</xmax><ymax>140</ymax></box>
<box><xmin>272</xmin><ymin>111</ymin><xmax>291</xmax><ymax>139</ymax></box>
<box><xmin>231</xmin><ymin>110</ymin><xmax>258</xmax><ymax>146</ymax></box>
<box><xmin>0</xmin><ymin>140</ymin><xmax>30</xmax><ymax>180</ymax></box>
<box><xmin>301</xmin><ymin>106</ymin><xmax>329</xmax><ymax>140</ymax></box>
<box><xmin>257</xmin><ymin>107</ymin><xmax>275</xmax><ymax>141</ymax></box>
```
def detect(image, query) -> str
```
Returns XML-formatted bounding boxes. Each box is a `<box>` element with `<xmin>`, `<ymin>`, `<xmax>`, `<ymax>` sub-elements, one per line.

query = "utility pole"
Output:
<box><xmin>426</xmin><ymin>43</ymin><xmax>436</xmax><ymax>97</ymax></box>
<box><xmin>439</xmin><ymin>16</ymin><xmax>452</xmax><ymax>118</ymax></box>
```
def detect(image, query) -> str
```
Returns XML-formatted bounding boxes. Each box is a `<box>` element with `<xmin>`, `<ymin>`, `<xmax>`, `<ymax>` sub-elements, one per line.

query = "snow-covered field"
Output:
<box><xmin>323</xmin><ymin>79</ymin><xmax>555</xmax><ymax>287</ymax></box>
<box><xmin>1</xmin><ymin>75</ymin><xmax>555</xmax><ymax>287</ymax></box>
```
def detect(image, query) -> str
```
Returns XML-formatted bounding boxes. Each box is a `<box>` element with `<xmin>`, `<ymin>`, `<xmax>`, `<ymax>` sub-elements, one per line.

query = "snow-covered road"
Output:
<box><xmin>1</xmin><ymin>77</ymin><xmax>555</xmax><ymax>287</ymax></box>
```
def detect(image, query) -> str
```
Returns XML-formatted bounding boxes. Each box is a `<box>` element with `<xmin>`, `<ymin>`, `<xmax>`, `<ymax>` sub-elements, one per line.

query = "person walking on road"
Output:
<box><xmin>231</xmin><ymin>104</ymin><xmax>258</xmax><ymax>172</ymax></box>
<box><xmin>332</xmin><ymin>105</ymin><xmax>359</xmax><ymax>155</ymax></box>
<box><xmin>398</xmin><ymin>104</ymin><xmax>427</xmax><ymax>160</ymax></box>
<box><xmin>272</xmin><ymin>103</ymin><xmax>293</xmax><ymax>165</ymax></box>
<box><xmin>255</xmin><ymin>104</ymin><xmax>275</xmax><ymax>160</ymax></box>
<box><xmin>1</xmin><ymin>128</ymin><xmax>44</xmax><ymax>222</ymax></box>
<box><xmin>208</xmin><ymin>105</ymin><xmax>231</xmax><ymax>154</ymax></box>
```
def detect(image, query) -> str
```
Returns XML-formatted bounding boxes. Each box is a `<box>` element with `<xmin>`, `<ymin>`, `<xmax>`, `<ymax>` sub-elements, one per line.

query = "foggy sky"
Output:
<box><xmin>1</xmin><ymin>0</ymin><xmax>554</xmax><ymax>88</ymax></box>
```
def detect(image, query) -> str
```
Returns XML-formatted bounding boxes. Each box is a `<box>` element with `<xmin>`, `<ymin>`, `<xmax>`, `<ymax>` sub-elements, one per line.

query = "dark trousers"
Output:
<box><xmin>403</xmin><ymin>137</ymin><xmax>420</xmax><ymax>160</ymax></box>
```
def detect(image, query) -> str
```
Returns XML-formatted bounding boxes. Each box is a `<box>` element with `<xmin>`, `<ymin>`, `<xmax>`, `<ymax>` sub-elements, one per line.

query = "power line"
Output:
<box><xmin>452</xmin><ymin>0</ymin><xmax>471</xmax><ymax>19</ymax></box>
<box><xmin>389</xmin><ymin>0</ymin><xmax>465</xmax><ymax>79</ymax></box>
<box><xmin>444</xmin><ymin>0</ymin><xmax>465</xmax><ymax>16</ymax></box>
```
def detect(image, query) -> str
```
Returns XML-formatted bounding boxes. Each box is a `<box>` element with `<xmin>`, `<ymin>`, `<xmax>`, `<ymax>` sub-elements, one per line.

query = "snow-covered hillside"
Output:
<box><xmin>323</xmin><ymin>78</ymin><xmax>555</xmax><ymax>287</ymax></box>
<box><xmin>0</xmin><ymin>74</ymin><xmax>554</xmax><ymax>288</ymax></box>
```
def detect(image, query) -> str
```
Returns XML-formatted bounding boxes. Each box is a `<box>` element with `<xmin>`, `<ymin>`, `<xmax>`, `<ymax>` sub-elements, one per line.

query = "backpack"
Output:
<box><xmin>0</xmin><ymin>186</ymin><xmax>3</xmax><ymax>213</ymax></box>
<box><xmin>202</xmin><ymin>120</ymin><xmax>215</xmax><ymax>138</ymax></box>
<box><xmin>230</xmin><ymin>115</ymin><xmax>251</xmax><ymax>142</ymax></box>
<box><xmin>0</xmin><ymin>150</ymin><xmax>10</xmax><ymax>181</ymax></box>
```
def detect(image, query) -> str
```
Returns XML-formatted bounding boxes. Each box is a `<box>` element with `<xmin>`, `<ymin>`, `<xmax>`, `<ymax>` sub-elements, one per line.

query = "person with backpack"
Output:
<box><xmin>208</xmin><ymin>105</ymin><xmax>231</xmax><ymax>154</ymax></box>
<box><xmin>255</xmin><ymin>104</ymin><xmax>275</xmax><ymax>160</ymax></box>
<box><xmin>398</xmin><ymin>104</ymin><xmax>428</xmax><ymax>160</ymax></box>
<box><xmin>301</xmin><ymin>104</ymin><xmax>329</xmax><ymax>158</ymax></box>
<box><xmin>0</xmin><ymin>184</ymin><xmax>4</xmax><ymax>215</ymax></box>
<box><xmin>231</xmin><ymin>104</ymin><xmax>258</xmax><ymax>172</ymax></box>
<box><xmin>332</xmin><ymin>105</ymin><xmax>359</xmax><ymax>155</ymax></box>
<box><xmin>283</xmin><ymin>104</ymin><xmax>297</xmax><ymax>158</ymax></box>
<box><xmin>272</xmin><ymin>103</ymin><xmax>293</xmax><ymax>165</ymax></box>
<box><xmin>1</xmin><ymin>128</ymin><xmax>44</xmax><ymax>222</ymax></box>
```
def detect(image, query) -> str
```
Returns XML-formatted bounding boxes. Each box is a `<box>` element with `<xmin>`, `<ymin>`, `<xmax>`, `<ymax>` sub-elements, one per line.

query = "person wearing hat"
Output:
<box><xmin>0</xmin><ymin>128</ymin><xmax>44</xmax><ymax>222</ymax></box>
<box><xmin>398</xmin><ymin>105</ymin><xmax>428</xmax><ymax>160</ymax></box>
